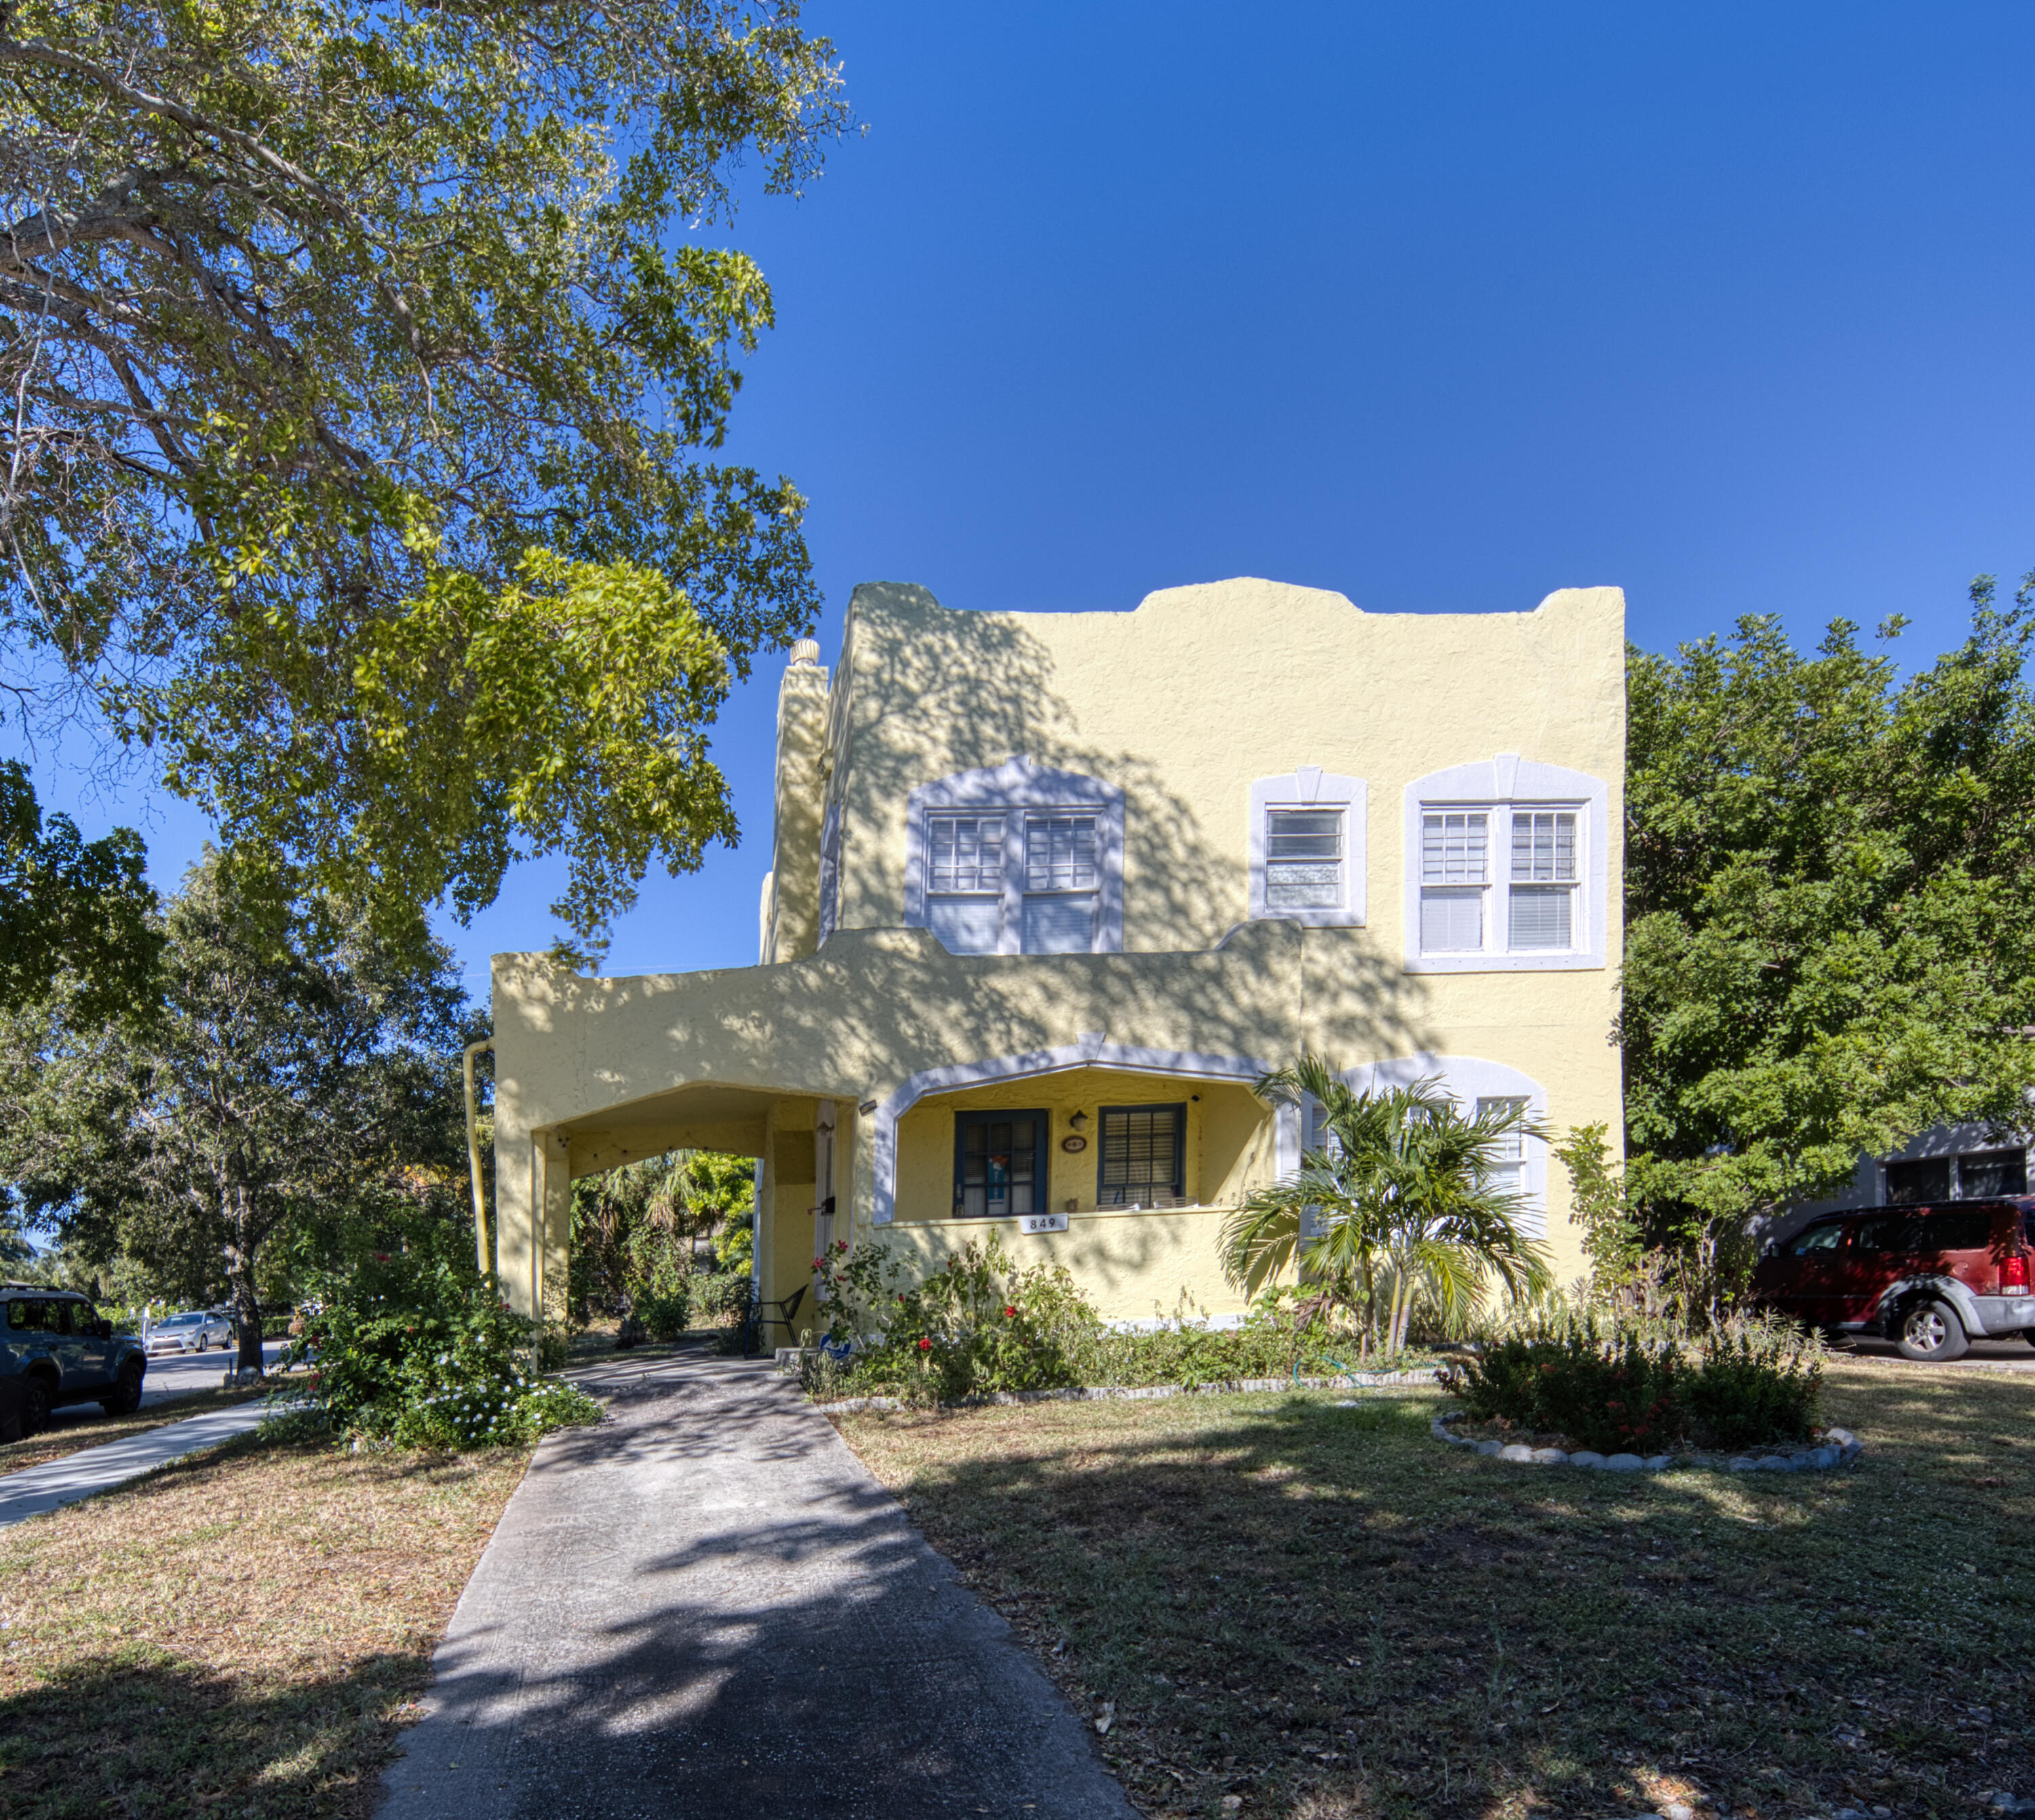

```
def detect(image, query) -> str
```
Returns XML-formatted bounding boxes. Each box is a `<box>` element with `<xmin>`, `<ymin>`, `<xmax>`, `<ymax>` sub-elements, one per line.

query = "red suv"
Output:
<box><xmin>1748</xmin><ymin>1197</ymin><xmax>2035</xmax><ymax>1361</ymax></box>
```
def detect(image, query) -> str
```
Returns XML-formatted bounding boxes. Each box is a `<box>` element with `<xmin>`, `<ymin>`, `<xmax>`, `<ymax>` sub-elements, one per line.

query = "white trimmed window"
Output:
<box><xmin>1403</xmin><ymin>757</ymin><xmax>1608</xmax><ymax>972</ymax></box>
<box><xmin>1477</xmin><ymin>1096</ymin><xmax>1529</xmax><ymax>1199</ymax></box>
<box><xmin>1248</xmin><ymin>771</ymin><xmax>1366</xmax><ymax>925</ymax></box>
<box><xmin>907</xmin><ymin>759</ymin><xmax>1124</xmax><ymax>954</ymax></box>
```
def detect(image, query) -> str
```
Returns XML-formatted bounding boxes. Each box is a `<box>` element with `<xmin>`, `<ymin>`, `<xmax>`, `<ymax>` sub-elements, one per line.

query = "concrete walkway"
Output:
<box><xmin>0</xmin><ymin>1399</ymin><xmax>270</xmax><ymax>1528</ymax></box>
<box><xmin>377</xmin><ymin>1349</ymin><xmax>1138</xmax><ymax>1820</ymax></box>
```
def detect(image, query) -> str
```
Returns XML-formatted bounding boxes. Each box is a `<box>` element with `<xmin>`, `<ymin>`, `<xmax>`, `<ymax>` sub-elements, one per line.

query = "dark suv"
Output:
<box><xmin>1747</xmin><ymin>1199</ymin><xmax>2035</xmax><ymax>1361</ymax></box>
<box><xmin>0</xmin><ymin>1286</ymin><xmax>149</xmax><ymax>1436</ymax></box>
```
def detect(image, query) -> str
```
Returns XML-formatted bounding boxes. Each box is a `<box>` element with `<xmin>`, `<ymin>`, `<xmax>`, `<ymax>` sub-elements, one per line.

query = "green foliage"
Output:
<box><xmin>1623</xmin><ymin>589</ymin><xmax>2035</xmax><ymax>1238</ymax></box>
<box><xmin>1224</xmin><ymin>1057</ymin><xmax>1553</xmax><ymax>1356</ymax></box>
<box><xmin>1449</xmin><ymin>1317</ymin><xmax>1824</xmax><ymax>1454</ymax></box>
<box><xmin>287</xmin><ymin>1245</ymin><xmax>598</xmax><ymax>1450</ymax></box>
<box><xmin>1554</xmin><ymin>1123</ymin><xmax>1642</xmax><ymax>1302</ymax></box>
<box><xmin>0</xmin><ymin>855</ymin><xmax>472</xmax><ymax>1359</ymax></box>
<box><xmin>568</xmin><ymin>1148</ymin><xmax>752</xmax><ymax>1326</ymax></box>
<box><xmin>0</xmin><ymin>762</ymin><xmax>158</xmax><ymax>1022</ymax></box>
<box><xmin>634</xmin><ymin>1282</ymin><xmax>692</xmax><ymax>1344</ymax></box>
<box><xmin>801</xmin><ymin>1238</ymin><xmax>1432</xmax><ymax>1406</ymax></box>
<box><xmin>0</xmin><ymin>1</ymin><xmax>849</xmax><ymax>954</ymax></box>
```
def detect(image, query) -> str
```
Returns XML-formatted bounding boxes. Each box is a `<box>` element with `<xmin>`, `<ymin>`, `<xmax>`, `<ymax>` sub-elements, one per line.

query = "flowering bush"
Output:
<box><xmin>1446</xmin><ymin>1316</ymin><xmax>1822</xmax><ymax>1452</ymax></box>
<box><xmin>284</xmin><ymin>1249</ymin><xmax>600</xmax><ymax>1448</ymax></box>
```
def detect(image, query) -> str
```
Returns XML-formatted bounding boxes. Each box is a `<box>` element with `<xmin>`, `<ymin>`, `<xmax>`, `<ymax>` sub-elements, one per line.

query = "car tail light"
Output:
<box><xmin>2003</xmin><ymin>1252</ymin><xmax>2032</xmax><ymax>1292</ymax></box>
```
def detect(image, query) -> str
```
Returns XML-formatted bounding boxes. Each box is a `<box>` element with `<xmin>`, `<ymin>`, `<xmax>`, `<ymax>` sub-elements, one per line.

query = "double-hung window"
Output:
<box><xmin>925</xmin><ymin>812</ymin><xmax>1005</xmax><ymax>954</ymax></box>
<box><xmin>1508</xmin><ymin>810</ymin><xmax>1577</xmax><ymax>949</ymax></box>
<box><xmin>953</xmin><ymin>1110</ymin><xmax>1047</xmax><ymax>1219</ymax></box>
<box><xmin>909</xmin><ymin>760</ymin><xmax>1124</xmax><ymax>954</ymax></box>
<box><xmin>1249</xmin><ymin>772</ymin><xmax>1365</xmax><ymax>925</ymax></box>
<box><xmin>1477</xmin><ymin>1096</ymin><xmax>1529</xmax><ymax>1200</ymax></box>
<box><xmin>1097</xmin><ymin>1104</ymin><xmax>1187</xmax><ymax>1209</ymax></box>
<box><xmin>1419</xmin><ymin>811</ymin><xmax>1489</xmax><ymax>951</ymax></box>
<box><xmin>1022</xmin><ymin>813</ymin><xmax>1100</xmax><ymax>952</ymax></box>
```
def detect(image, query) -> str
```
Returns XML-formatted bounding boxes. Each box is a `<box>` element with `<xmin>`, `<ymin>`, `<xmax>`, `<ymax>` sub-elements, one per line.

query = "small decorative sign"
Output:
<box><xmin>1020</xmin><ymin>1212</ymin><xmax>1069</xmax><ymax>1235</ymax></box>
<box><xmin>1061</xmin><ymin>1134</ymin><xmax>1088</xmax><ymax>1153</ymax></box>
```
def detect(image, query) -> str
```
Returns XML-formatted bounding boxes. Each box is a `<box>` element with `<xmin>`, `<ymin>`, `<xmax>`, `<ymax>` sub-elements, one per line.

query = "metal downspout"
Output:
<box><xmin>463</xmin><ymin>1037</ymin><xmax>495</xmax><ymax>1278</ymax></box>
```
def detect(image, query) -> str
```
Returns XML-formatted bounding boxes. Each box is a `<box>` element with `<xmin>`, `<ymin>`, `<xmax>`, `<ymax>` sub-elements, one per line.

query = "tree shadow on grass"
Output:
<box><xmin>848</xmin><ymin>1377</ymin><xmax>2035</xmax><ymax>1820</ymax></box>
<box><xmin>0</xmin><ymin>1649</ymin><xmax>433</xmax><ymax>1820</ymax></box>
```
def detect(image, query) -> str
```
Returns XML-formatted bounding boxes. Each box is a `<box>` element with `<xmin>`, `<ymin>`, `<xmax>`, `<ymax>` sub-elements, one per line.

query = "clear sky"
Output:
<box><xmin>29</xmin><ymin>1</ymin><xmax>2035</xmax><ymax>1001</ymax></box>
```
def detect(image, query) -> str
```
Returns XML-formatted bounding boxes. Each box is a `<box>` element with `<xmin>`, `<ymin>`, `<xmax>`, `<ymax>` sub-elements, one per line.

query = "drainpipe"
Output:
<box><xmin>464</xmin><ymin>1037</ymin><xmax>495</xmax><ymax>1278</ymax></box>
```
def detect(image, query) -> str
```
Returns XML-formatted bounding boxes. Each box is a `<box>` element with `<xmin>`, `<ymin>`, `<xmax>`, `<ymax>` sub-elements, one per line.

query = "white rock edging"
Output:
<box><xmin>1429</xmin><ymin>1410</ymin><xmax>1863</xmax><ymax>1473</ymax></box>
<box><xmin>812</xmin><ymin>1368</ymin><xmax>1439</xmax><ymax>1416</ymax></box>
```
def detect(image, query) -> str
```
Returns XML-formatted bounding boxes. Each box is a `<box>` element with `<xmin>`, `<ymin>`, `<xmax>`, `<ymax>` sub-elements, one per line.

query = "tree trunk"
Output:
<box><xmin>224</xmin><ymin>1214</ymin><xmax>266</xmax><ymax>1375</ymax></box>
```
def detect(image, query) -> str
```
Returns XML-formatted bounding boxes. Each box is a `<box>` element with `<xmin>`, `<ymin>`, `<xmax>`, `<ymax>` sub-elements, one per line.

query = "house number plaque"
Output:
<box><xmin>1020</xmin><ymin>1213</ymin><xmax>1069</xmax><ymax>1235</ymax></box>
<box><xmin>1060</xmin><ymin>1134</ymin><xmax>1087</xmax><ymax>1153</ymax></box>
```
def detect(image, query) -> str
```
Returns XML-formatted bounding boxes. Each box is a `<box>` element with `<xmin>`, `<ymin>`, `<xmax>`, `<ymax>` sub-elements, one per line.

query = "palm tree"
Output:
<box><xmin>1221</xmin><ymin>1056</ymin><xmax>1553</xmax><ymax>1357</ymax></box>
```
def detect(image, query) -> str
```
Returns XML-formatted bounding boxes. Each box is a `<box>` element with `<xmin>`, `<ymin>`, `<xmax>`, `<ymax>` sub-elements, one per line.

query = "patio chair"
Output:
<box><xmin>741</xmin><ymin>1283</ymin><xmax>809</xmax><ymax>1357</ymax></box>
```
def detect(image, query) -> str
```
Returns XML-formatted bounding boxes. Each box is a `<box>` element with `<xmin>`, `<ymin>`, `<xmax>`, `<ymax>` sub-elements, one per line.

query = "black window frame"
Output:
<box><xmin>951</xmin><ymin>1108</ymin><xmax>1049</xmax><ymax>1220</ymax></box>
<box><xmin>1096</xmin><ymin>1102</ymin><xmax>1188</xmax><ymax>1209</ymax></box>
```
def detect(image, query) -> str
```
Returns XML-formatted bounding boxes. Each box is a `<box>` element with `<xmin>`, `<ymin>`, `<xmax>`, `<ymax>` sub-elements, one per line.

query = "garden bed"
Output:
<box><xmin>809</xmin><ymin>1366</ymin><xmax>1441</xmax><ymax>1414</ymax></box>
<box><xmin>1430</xmin><ymin>1409</ymin><xmax>1863</xmax><ymax>1473</ymax></box>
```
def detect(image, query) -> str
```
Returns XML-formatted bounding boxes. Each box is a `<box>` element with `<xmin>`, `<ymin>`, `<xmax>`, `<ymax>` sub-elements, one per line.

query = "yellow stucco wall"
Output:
<box><xmin>489</xmin><ymin>575</ymin><xmax>1626</xmax><ymax>1330</ymax></box>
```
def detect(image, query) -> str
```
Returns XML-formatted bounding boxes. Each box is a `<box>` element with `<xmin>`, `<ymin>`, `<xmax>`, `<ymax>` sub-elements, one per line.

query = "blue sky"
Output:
<box><xmin>31</xmin><ymin>2</ymin><xmax>2035</xmax><ymax>999</ymax></box>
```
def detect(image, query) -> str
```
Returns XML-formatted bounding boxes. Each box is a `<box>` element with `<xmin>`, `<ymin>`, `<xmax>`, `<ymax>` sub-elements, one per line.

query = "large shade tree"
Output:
<box><xmin>1621</xmin><ymin>582</ymin><xmax>2035</xmax><ymax>1243</ymax></box>
<box><xmin>0</xmin><ymin>0</ymin><xmax>849</xmax><ymax>954</ymax></box>
<box><xmin>0</xmin><ymin>857</ymin><xmax>473</xmax><ymax>1371</ymax></box>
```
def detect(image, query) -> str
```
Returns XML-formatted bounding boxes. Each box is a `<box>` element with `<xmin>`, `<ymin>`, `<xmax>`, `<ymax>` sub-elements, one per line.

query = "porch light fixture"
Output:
<box><xmin>1068</xmin><ymin>1110</ymin><xmax>1089</xmax><ymax>1131</ymax></box>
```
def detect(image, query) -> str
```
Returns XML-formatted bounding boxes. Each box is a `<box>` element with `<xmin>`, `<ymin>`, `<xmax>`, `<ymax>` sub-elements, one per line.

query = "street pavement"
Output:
<box><xmin>0</xmin><ymin>1399</ymin><xmax>273</xmax><ymax>1528</ymax></box>
<box><xmin>376</xmin><ymin>1347</ymin><xmax>1138</xmax><ymax>1820</ymax></box>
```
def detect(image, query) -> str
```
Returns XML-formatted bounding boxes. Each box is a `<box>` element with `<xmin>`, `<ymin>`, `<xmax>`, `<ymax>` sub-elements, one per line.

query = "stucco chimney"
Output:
<box><xmin>764</xmin><ymin>641</ymin><xmax>830</xmax><ymax>961</ymax></box>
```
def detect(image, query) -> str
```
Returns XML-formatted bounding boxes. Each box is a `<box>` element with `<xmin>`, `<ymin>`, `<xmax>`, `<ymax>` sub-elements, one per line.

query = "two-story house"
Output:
<box><xmin>488</xmin><ymin>576</ymin><xmax>1626</xmax><ymax>1332</ymax></box>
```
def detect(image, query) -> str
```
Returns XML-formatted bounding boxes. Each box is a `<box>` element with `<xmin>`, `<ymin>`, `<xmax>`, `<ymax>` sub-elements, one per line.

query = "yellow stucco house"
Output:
<box><xmin>490</xmin><ymin>577</ymin><xmax>1625</xmax><ymax>1335</ymax></box>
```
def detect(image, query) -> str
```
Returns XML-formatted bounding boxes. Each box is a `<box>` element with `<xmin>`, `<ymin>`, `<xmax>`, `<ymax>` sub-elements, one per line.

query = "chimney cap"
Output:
<box><xmin>788</xmin><ymin>638</ymin><xmax>821</xmax><ymax>667</ymax></box>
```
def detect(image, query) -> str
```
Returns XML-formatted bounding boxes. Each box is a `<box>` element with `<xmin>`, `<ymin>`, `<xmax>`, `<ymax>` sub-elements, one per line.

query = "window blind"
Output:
<box><xmin>1509</xmin><ymin>811</ymin><xmax>1576</xmax><ymax>882</ymax></box>
<box><xmin>1098</xmin><ymin>1106</ymin><xmax>1186</xmax><ymax>1207</ymax></box>
<box><xmin>1422</xmin><ymin>811</ymin><xmax>1488</xmax><ymax>883</ymax></box>
<box><xmin>1507</xmin><ymin>885</ymin><xmax>1572</xmax><ymax>949</ymax></box>
<box><xmin>1420</xmin><ymin>885</ymin><xmax>1483</xmax><ymax>951</ymax></box>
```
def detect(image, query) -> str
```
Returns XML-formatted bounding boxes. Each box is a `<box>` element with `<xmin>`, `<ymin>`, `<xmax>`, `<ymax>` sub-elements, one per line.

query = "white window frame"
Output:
<box><xmin>1247</xmin><ymin>769</ymin><xmax>1365</xmax><ymax>926</ymax></box>
<box><xmin>1402</xmin><ymin>755</ymin><xmax>1608</xmax><ymax>973</ymax></box>
<box><xmin>1346</xmin><ymin>1054</ymin><xmax>1551</xmax><ymax>1238</ymax></box>
<box><xmin>904</xmin><ymin>758</ymin><xmax>1124</xmax><ymax>955</ymax></box>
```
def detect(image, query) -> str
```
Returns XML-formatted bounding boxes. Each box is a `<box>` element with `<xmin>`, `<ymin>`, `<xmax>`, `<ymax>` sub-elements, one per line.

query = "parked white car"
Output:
<box><xmin>144</xmin><ymin>1309</ymin><xmax>233</xmax><ymax>1355</ymax></box>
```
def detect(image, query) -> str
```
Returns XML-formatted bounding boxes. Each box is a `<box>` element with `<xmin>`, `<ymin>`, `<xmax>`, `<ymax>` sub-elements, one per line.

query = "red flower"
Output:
<box><xmin>917</xmin><ymin>1336</ymin><xmax>932</xmax><ymax>1352</ymax></box>
<box><xmin>1003</xmin><ymin>1305</ymin><xmax>1018</xmax><ymax>1318</ymax></box>
<box><xmin>834</xmin><ymin>1239</ymin><xmax>849</xmax><ymax>1252</ymax></box>
<box><xmin>812</xmin><ymin>1258</ymin><xmax>825</xmax><ymax>1271</ymax></box>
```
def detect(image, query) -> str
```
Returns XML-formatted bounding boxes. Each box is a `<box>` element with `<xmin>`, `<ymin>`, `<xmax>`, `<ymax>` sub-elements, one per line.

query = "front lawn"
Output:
<box><xmin>836</xmin><ymin>1357</ymin><xmax>2034</xmax><ymax>1820</ymax></box>
<box><xmin>0</xmin><ymin>1428</ymin><xmax>527</xmax><ymax>1818</ymax></box>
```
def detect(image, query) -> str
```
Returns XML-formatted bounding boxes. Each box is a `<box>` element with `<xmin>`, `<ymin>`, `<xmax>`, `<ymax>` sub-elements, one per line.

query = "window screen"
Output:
<box><xmin>1957</xmin><ymin>1148</ymin><xmax>2027</xmax><ymax>1199</ymax></box>
<box><xmin>1266</xmin><ymin>809</ymin><xmax>1342</xmax><ymax>910</ymax></box>
<box><xmin>1510</xmin><ymin>811</ymin><xmax>1576</xmax><ymax>882</ymax></box>
<box><xmin>928</xmin><ymin>813</ymin><xmax>1003</xmax><ymax>893</ymax></box>
<box><xmin>1885</xmin><ymin>1157</ymin><xmax>1951</xmax><ymax>1205</ymax></box>
<box><xmin>1098</xmin><ymin>1105</ymin><xmax>1186</xmax><ymax>1208</ymax></box>
<box><xmin>954</xmin><ymin>1112</ymin><xmax>1044</xmax><ymax>1219</ymax></box>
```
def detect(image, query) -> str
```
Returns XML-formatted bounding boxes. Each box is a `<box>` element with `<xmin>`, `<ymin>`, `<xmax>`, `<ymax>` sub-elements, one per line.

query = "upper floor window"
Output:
<box><xmin>1248</xmin><ymin>769</ymin><xmax>1366</xmax><ymax>926</ymax></box>
<box><xmin>1403</xmin><ymin>756</ymin><xmax>1608</xmax><ymax>972</ymax></box>
<box><xmin>906</xmin><ymin>759</ymin><xmax>1123</xmax><ymax>955</ymax></box>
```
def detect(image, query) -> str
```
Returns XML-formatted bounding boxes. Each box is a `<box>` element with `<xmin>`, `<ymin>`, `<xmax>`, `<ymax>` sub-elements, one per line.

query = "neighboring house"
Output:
<box><xmin>1768</xmin><ymin>1122</ymin><xmax>2030</xmax><ymax>1245</ymax></box>
<box><xmin>489</xmin><ymin>577</ymin><xmax>1627</xmax><ymax>1329</ymax></box>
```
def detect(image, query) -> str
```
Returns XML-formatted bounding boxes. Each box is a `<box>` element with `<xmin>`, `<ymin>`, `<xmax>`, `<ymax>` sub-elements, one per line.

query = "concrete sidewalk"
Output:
<box><xmin>0</xmin><ymin>1399</ymin><xmax>270</xmax><ymax>1528</ymax></box>
<box><xmin>377</xmin><ymin>1349</ymin><xmax>1138</xmax><ymax>1820</ymax></box>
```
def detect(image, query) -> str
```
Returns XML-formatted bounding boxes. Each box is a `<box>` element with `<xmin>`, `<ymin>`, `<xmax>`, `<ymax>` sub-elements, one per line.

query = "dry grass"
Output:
<box><xmin>0</xmin><ymin>1427</ymin><xmax>528</xmax><ymax>1819</ymax></box>
<box><xmin>837</xmin><ymin>1355</ymin><xmax>2035</xmax><ymax>1820</ymax></box>
<box><xmin>1</xmin><ymin>1384</ymin><xmax>266</xmax><ymax>1477</ymax></box>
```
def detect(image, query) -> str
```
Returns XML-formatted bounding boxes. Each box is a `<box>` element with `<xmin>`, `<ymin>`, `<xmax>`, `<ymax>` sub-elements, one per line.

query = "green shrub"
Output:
<box><xmin>693</xmin><ymin>1270</ymin><xmax>752</xmax><ymax>1323</ymax></box>
<box><xmin>1448</xmin><ymin>1315</ymin><xmax>1822</xmax><ymax>1452</ymax></box>
<box><xmin>636</xmin><ymin>1281</ymin><xmax>692</xmax><ymax>1342</ymax></box>
<box><xmin>286</xmin><ymin>1251</ymin><xmax>599</xmax><ymax>1449</ymax></box>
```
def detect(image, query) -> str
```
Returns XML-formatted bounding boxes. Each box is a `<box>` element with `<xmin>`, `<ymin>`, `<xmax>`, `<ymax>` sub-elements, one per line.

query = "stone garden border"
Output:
<box><xmin>1430</xmin><ymin>1408</ymin><xmax>1863</xmax><ymax>1474</ymax></box>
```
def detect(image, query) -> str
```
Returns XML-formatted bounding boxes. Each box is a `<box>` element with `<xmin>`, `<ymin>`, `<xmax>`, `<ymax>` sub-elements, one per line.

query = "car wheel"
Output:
<box><xmin>20</xmin><ymin>1372</ymin><xmax>54</xmax><ymax>1437</ymax></box>
<box><xmin>100</xmin><ymin>1360</ymin><xmax>144</xmax><ymax>1418</ymax></box>
<box><xmin>1895</xmin><ymin>1298</ymin><xmax>1970</xmax><ymax>1363</ymax></box>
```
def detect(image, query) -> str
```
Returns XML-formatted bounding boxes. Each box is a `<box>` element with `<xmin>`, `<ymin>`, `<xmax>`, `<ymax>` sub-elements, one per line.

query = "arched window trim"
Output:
<box><xmin>1401</xmin><ymin>754</ymin><xmax>1608</xmax><ymax>973</ymax></box>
